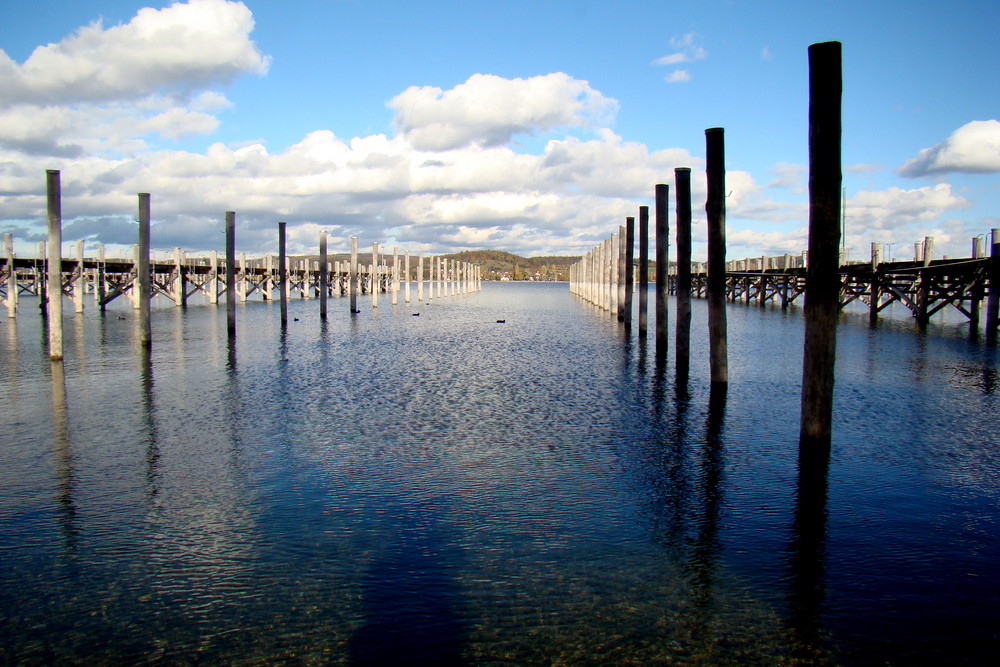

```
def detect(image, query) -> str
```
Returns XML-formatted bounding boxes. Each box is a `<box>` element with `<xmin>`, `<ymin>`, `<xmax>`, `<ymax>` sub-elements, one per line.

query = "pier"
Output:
<box><xmin>571</xmin><ymin>241</ymin><xmax>998</xmax><ymax>330</ymax></box>
<box><xmin>0</xmin><ymin>232</ymin><xmax>482</xmax><ymax>318</ymax></box>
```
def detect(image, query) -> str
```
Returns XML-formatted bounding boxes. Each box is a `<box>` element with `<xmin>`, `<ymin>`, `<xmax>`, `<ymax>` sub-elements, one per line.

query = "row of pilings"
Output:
<box><xmin>570</xmin><ymin>41</ymin><xmax>845</xmax><ymax>450</ymax></box>
<box><xmin>0</xmin><ymin>171</ymin><xmax>483</xmax><ymax>360</ymax></box>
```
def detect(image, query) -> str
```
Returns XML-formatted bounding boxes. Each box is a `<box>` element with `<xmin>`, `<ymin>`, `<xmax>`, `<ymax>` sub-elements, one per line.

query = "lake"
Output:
<box><xmin>1</xmin><ymin>282</ymin><xmax>998</xmax><ymax>664</ymax></box>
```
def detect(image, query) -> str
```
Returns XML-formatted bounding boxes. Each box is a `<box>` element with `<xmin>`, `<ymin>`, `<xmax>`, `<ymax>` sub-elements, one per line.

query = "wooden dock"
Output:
<box><xmin>0</xmin><ymin>234</ymin><xmax>482</xmax><ymax>316</ymax></box>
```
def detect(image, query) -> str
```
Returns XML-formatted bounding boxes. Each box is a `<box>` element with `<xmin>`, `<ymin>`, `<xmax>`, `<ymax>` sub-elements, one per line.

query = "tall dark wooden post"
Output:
<box><xmin>638</xmin><ymin>205</ymin><xmax>649</xmax><ymax>334</ymax></box>
<box><xmin>624</xmin><ymin>216</ymin><xmax>635</xmax><ymax>327</ymax></box>
<box><xmin>46</xmin><ymin>170</ymin><xmax>63</xmax><ymax>360</ymax></box>
<box><xmin>138</xmin><ymin>193</ymin><xmax>152</xmax><ymax>347</ymax></box>
<box><xmin>705</xmin><ymin>128</ymin><xmax>728</xmax><ymax>388</ymax></box>
<box><xmin>319</xmin><ymin>230</ymin><xmax>328</xmax><ymax>320</ymax></box>
<box><xmin>278</xmin><ymin>222</ymin><xmax>288</xmax><ymax>326</ymax></box>
<box><xmin>675</xmin><ymin>168</ymin><xmax>692</xmax><ymax>381</ymax></box>
<box><xmin>799</xmin><ymin>41</ymin><xmax>842</xmax><ymax>448</ymax></box>
<box><xmin>225</xmin><ymin>211</ymin><xmax>236</xmax><ymax>337</ymax></box>
<box><xmin>987</xmin><ymin>228</ymin><xmax>1000</xmax><ymax>342</ymax></box>
<box><xmin>655</xmin><ymin>184</ymin><xmax>670</xmax><ymax>355</ymax></box>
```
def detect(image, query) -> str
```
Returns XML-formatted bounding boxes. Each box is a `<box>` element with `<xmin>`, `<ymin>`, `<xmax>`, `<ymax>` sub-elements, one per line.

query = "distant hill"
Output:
<box><xmin>442</xmin><ymin>250</ymin><xmax>578</xmax><ymax>281</ymax></box>
<box><xmin>293</xmin><ymin>249</ymin><xmax>582</xmax><ymax>281</ymax></box>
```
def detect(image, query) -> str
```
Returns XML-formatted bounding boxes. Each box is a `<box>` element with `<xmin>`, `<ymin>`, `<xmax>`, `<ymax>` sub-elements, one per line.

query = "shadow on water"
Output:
<box><xmin>348</xmin><ymin>505</ymin><xmax>467</xmax><ymax>665</ymax></box>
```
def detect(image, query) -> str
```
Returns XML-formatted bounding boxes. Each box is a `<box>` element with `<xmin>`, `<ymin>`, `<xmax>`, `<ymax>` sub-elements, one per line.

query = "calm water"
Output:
<box><xmin>1</xmin><ymin>283</ymin><xmax>998</xmax><ymax>664</ymax></box>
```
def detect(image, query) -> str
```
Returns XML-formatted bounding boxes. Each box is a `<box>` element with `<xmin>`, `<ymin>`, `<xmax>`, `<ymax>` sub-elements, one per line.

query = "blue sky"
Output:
<box><xmin>1</xmin><ymin>0</ymin><xmax>998</xmax><ymax>260</ymax></box>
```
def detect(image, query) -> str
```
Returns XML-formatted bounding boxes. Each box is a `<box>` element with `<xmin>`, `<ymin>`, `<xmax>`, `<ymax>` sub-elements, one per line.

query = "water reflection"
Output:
<box><xmin>785</xmin><ymin>445</ymin><xmax>831</xmax><ymax>661</ymax></box>
<box><xmin>687</xmin><ymin>386</ymin><xmax>726</xmax><ymax>633</ymax></box>
<box><xmin>50</xmin><ymin>359</ymin><xmax>78</xmax><ymax>556</ymax></box>
<box><xmin>139</xmin><ymin>344</ymin><xmax>161</xmax><ymax>498</ymax></box>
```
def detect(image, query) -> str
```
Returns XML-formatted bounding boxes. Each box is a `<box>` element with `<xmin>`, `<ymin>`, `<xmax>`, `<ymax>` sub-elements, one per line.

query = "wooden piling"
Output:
<box><xmin>799</xmin><ymin>41</ymin><xmax>842</xmax><ymax>448</ymax></box>
<box><xmin>869</xmin><ymin>242</ymin><xmax>881</xmax><ymax>325</ymax></box>
<box><xmin>392</xmin><ymin>246</ymin><xmax>399</xmax><ymax>306</ymax></box>
<box><xmin>675</xmin><ymin>168</ymin><xmax>692</xmax><ymax>380</ymax></box>
<box><xmin>278</xmin><ymin>222</ymin><xmax>287</xmax><ymax>326</ymax></box>
<box><xmin>405</xmin><ymin>250</ymin><xmax>411</xmax><ymax>303</ymax></box>
<box><xmin>705</xmin><ymin>128</ymin><xmax>728</xmax><ymax>387</ymax></box>
<box><xmin>73</xmin><ymin>240</ymin><xmax>84</xmax><ymax>313</ymax></box>
<box><xmin>319</xmin><ymin>231</ymin><xmax>328</xmax><ymax>319</ymax></box>
<box><xmin>5</xmin><ymin>233</ymin><xmax>17</xmax><ymax>317</ymax></box>
<box><xmin>624</xmin><ymin>217</ymin><xmax>635</xmax><ymax>327</ymax></box>
<box><xmin>350</xmin><ymin>237</ymin><xmax>359</xmax><ymax>313</ymax></box>
<box><xmin>987</xmin><ymin>228</ymin><xmax>1000</xmax><ymax>341</ymax></box>
<box><xmin>138</xmin><ymin>193</ymin><xmax>152</xmax><ymax>347</ymax></box>
<box><xmin>372</xmin><ymin>242</ymin><xmax>379</xmax><ymax>309</ymax></box>
<box><xmin>655</xmin><ymin>184</ymin><xmax>670</xmax><ymax>353</ymax></box>
<box><xmin>226</xmin><ymin>211</ymin><xmax>236</xmax><ymax>336</ymax></box>
<box><xmin>46</xmin><ymin>170</ymin><xmax>64</xmax><ymax>360</ymax></box>
<box><xmin>638</xmin><ymin>205</ymin><xmax>649</xmax><ymax>334</ymax></box>
<box><xmin>417</xmin><ymin>253</ymin><xmax>424</xmax><ymax>302</ymax></box>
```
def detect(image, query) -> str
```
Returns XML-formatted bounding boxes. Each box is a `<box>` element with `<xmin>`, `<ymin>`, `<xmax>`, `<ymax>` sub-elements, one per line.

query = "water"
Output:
<box><xmin>1</xmin><ymin>283</ymin><xmax>998</xmax><ymax>664</ymax></box>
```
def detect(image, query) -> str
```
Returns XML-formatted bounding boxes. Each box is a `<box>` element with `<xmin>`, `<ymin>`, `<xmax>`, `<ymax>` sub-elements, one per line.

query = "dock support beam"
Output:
<box><xmin>278</xmin><ymin>222</ymin><xmax>287</xmax><ymax>326</ymax></box>
<box><xmin>319</xmin><ymin>231</ymin><xmax>328</xmax><ymax>320</ymax></box>
<box><xmin>655</xmin><ymin>184</ymin><xmax>669</xmax><ymax>357</ymax></box>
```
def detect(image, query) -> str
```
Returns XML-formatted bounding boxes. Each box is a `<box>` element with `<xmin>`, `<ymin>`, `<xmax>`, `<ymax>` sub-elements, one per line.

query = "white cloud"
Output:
<box><xmin>847</xmin><ymin>184</ymin><xmax>969</xmax><ymax>232</ymax></box>
<box><xmin>666</xmin><ymin>70</ymin><xmax>691</xmax><ymax>84</ymax></box>
<box><xmin>899</xmin><ymin>120</ymin><xmax>1000</xmax><ymax>176</ymax></box>
<box><xmin>389</xmin><ymin>72</ymin><xmax>618</xmax><ymax>151</ymax></box>
<box><xmin>0</xmin><ymin>0</ymin><xmax>269</xmax><ymax>107</ymax></box>
<box><xmin>761</xmin><ymin>46</ymin><xmax>774</xmax><ymax>61</ymax></box>
<box><xmin>653</xmin><ymin>33</ymin><xmax>708</xmax><ymax>66</ymax></box>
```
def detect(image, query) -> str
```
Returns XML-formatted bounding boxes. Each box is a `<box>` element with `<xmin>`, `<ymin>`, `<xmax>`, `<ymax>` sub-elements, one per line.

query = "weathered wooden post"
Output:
<box><xmin>417</xmin><ymin>253</ymin><xmax>424</xmax><ymax>302</ymax></box>
<box><xmin>46</xmin><ymin>170</ymin><xmax>64</xmax><ymax>360</ymax></box>
<box><xmin>209</xmin><ymin>251</ymin><xmax>219</xmax><ymax>304</ymax></box>
<box><xmin>869</xmin><ymin>242</ymin><xmax>882</xmax><ymax>325</ymax></box>
<box><xmin>392</xmin><ymin>246</ymin><xmax>399</xmax><ymax>306</ymax></box>
<box><xmin>73</xmin><ymin>240</ymin><xmax>84</xmax><ymax>313</ymax></box>
<box><xmin>278</xmin><ymin>222</ymin><xmax>288</xmax><ymax>326</ymax></box>
<box><xmin>799</xmin><ymin>41</ymin><xmax>842</xmax><ymax>448</ymax></box>
<box><xmin>675</xmin><ymin>168</ymin><xmax>692</xmax><ymax>381</ymax></box>
<box><xmin>405</xmin><ymin>250</ymin><xmax>412</xmax><ymax>303</ymax></box>
<box><xmin>226</xmin><ymin>211</ymin><xmax>236</xmax><ymax>336</ymax></box>
<box><xmin>705</xmin><ymin>128</ymin><xmax>728</xmax><ymax>388</ymax></box>
<box><xmin>624</xmin><ymin>217</ymin><xmax>635</xmax><ymax>327</ymax></box>
<box><xmin>319</xmin><ymin>230</ymin><xmax>328</xmax><ymax>320</ymax></box>
<box><xmin>638</xmin><ymin>205</ymin><xmax>649</xmax><ymax>334</ymax></box>
<box><xmin>372</xmin><ymin>242</ymin><xmax>379</xmax><ymax>309</ymax></box>
<box><xmin>138</xmin><ymin>193</ymin><xmax>152</xmax><ymax>347</ymax></box>
<box><xmin>987</xmin><ymin>228</ymin><xmax>1000</xmax><ymax>341</ymax></box>
<box><xmin>5</xmin><ymin>233</ymin><xmax>17</xmax><ymax>317</ymax></box>
<box><xmin>655</xmin><ymin>184</ymin><xmax>670</xmax><ymax>354</ymax></box>
<box><xmin>96</xmin><ymin>245</ymin><xmax>106</xmax><ymax>310</ymax></box>
<box><xmin>350</xmin><ymin>237</ymin><xmax>359</xmax><ymax>313</ymax></box>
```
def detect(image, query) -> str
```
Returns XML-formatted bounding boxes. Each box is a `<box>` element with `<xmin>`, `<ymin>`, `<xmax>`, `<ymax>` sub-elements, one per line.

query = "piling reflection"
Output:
<box><xmin>50</xmin><ymin>359</ymin><xmax>78</xmax><ymax>556</ymax></box>
<box><xmin>138</xmin><ymin>343</ymin><xmax>161</xmax><ymax>498</ymax></box>
<box><xmin>689</xmin><ymin>386</ymin><xmax>726</xmax><ymax>606</ymax></box>
<box><xmin>785</xmin><ymin>445</ymin><xmax>831</xmax><ymax>661</ymax></box>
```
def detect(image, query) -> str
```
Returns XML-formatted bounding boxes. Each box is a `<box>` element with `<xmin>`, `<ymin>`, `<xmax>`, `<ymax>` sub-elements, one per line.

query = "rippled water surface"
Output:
<box><xmin>1</xmin><ymin>283</ymin><xmax>998</xmax><ymax>664</ymax></box>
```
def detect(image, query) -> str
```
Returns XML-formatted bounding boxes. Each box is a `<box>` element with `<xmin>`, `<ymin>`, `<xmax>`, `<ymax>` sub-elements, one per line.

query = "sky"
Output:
<box><xmin>1</xmin><ymin>0</ymin><xmax>998</xmax><ymax>261</ymax></box>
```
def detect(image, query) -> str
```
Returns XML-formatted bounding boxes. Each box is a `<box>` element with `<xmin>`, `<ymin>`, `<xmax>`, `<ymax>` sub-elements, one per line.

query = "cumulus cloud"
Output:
<box><xmin>0</xmin><ymin>0</ymin><xmax>269</xmax><ymax>107</ymax></box>
<box><xmin>665</xmin><ymin>70</ymin><xmax>691</xmax><ymax>84</ymax></box>
<box><xmin>899</xmin><ymin>120</ymin><xmax>1000</xmax><ymax>176</ymax></box>
<box><xmin>389</xmin><ymin>72</ymin><xmax>618</xmax><ymax>151</ymax></box>
<box><xmin>847</xmin><ymin>184</ymin><xmax>969</xmax><ymax>232</ymax></box>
